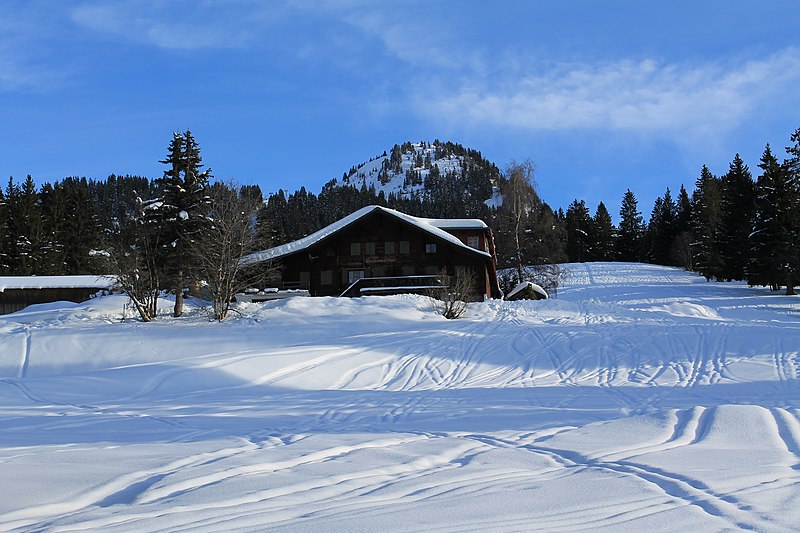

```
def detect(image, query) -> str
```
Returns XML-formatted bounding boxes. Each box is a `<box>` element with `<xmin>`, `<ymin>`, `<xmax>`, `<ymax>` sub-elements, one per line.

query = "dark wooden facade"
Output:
<box><xmin>257</xmin><ymin>208</ymin><xmax>501</xmax><ymax>299</ymax></box>
<box><xmin>0</xmin><ymin>287</ymin><xmax>106</xmax><ymax>315</ymax></box>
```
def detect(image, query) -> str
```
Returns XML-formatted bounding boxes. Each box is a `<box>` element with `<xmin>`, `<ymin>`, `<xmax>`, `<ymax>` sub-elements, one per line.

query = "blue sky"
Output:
<box><xmin>2</xmin><ymin>1</ymin><xmax>799</xmax><ymax>219</ymax></box>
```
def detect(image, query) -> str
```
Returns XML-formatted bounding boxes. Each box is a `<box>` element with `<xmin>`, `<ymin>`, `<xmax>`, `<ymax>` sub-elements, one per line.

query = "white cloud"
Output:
<box><xmin>70</xmin><ymin>2</ymin><xmax>264</xmax><ymax>50</ymax></box>
<box><xmin>0</xmin><ymin>6</ymin><xmax>69</xmax><ymax>92</ymax></box>
<box><xmin>421</xmin><ymin>49</ymin><xmax>800</xmax><ymax>138</ymax></box>
<box><xmin>290</xmin><ymin>0</ymin><xmax>479</xmax><ymax>70</ymax></box>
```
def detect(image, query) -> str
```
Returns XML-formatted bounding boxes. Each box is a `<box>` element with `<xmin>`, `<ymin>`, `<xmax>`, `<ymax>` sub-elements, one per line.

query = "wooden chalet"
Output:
<box><xmin>243</xmin><ymin>206</ymin><xmax>502</xmax><ymax>299</ymax></box>
<box><xmin>0</xmin><ymin>275</ymin><xmax>116</xmax><ymax>315</ymax></box>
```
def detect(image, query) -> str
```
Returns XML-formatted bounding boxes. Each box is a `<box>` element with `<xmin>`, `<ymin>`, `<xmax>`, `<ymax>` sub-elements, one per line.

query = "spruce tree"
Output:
<box><xmin>617</xmin><ymin>189</ymin><xmax>644</xmax><ymax>262</ymax></box>
<box><xmin>0</xmin><ymin>186</ymin><xmax>7</xmax><ymax>274</ymax></box>
<box><xmin>716</xmin><ymin>154</ymin><xmax>755</xmax><ymax>281</ymax></box>
<box><xmin>39</xmin><ymin>182</ymin><xmax>67</xmax><ymax>274</ymax></box>
<box><xmin>780</xmin><ymin>129</ymin><xmax>800</xmax><ymax>294</ymax></box>
<box><xmin>153</xmin><ymin>130</ymin><xmax>212</xmax><ymax>316</ymax></box>
<box><xmin>646</xmin><ymin>188</ymin><xmax>677</xmax><ymax>265</ymax></box>
<box><xmin>63</xmin><ymin>177</ymin><xmax>103</xmax><ymax>273</ymax></box>
<box><xmin>8</xmin><ymin>176</ymin><xmax>43</xmax><ymax>275</ymax></box>
<box><xmin>671</xmin><ymin>184</ymin><xmax>694</xmax><ymax>269</ymax></box>
<box><xmin>1</xmin><ymin>177</ymin><xmax>19</xmax><ymax>273</ymax></box>
<box><xmin>565</xmin><ymin>199</ymin><xmax>592</xmax><ymax>263</ymax></box>
<box><xmin>591</xmin><ymin>202</ymin><xmax>615</xmax><ymax>261</ymax></box>
<box><xmin>748</xmin><ymin>145</ymin><xmax>784</xmax><ymax>290</ymax></box>
<box><xmin>691</xmin><ymin>165</ymin><xmax>723</xmax><ymax>280</ymax></box>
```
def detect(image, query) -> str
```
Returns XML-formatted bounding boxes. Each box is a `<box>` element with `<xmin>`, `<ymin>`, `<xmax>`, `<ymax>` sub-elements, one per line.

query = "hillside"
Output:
<box><xmin>339</xmin><ymin>140</ymin><xmax>503</xmax><ymax>208</ymax></box>
<box><xmin>1</xmin><ymin>263</ymin><xmax>799</xmax><ymax>531</ymax></box>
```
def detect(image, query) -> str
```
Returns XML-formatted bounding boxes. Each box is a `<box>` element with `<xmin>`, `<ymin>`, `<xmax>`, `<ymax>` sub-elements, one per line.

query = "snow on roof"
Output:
<box><xmin>0</xmin><ymin>275</ymin><xmax>117</xmax><ymax>293</ymax></box>
<box><xmin>243</xmin><ymin>205</ymin><xmax>491</xmax><ymax>264</ymax></box>
<box><xmin>506</xmin><ymin>281</ymin><xmax>548</xmax><ymax>300</ymax></box>
<box><xmin>421</xmin><ymin>217</ymin><xmax>487</xmax><ymax>230</ymax></box>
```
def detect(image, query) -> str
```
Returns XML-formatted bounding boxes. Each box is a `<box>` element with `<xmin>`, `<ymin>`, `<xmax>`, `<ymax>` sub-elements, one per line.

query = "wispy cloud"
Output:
<box><xmin>0</xmin><ymin>5</ymin><xmax>70</xmax><ymax>92</ymax></box>
<box><xmin>0</xmin><ymin>47</ymin><xmax>56</xmax><ymax>91</ymax></box>
<box><xmin>70</xmin><ymin>1</ymin><xmax>268</xmax><ymax>50</ymax></box>
<box><xmin>290</xmin><ymin>0</ymin><xmax>479</xmax><ymax>70</ymax></box>
<box><xmin>420</xmin><ymin>49</ymin><xmax>800</xmax><ymax>138</ymax></box>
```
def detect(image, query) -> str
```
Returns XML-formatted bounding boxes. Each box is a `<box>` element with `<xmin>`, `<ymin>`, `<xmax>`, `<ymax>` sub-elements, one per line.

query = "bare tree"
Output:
<box><xmin>187</xmin><ymin>182</ymin><xmax>275</xmax><ymax>321</ymax></box>
<box><xmin>501</xmin><ymin>159</ymin><xmax>538</xmax><ymax>283</ymax></box>
<box><xmin>498</xmin><ymin>264</ymin><xmax>569</xmax><ymax>299</ymax></box>
<box><xmin>428</xmin><ymin>269</ymin><xmax>476</xmax><ymax>319</ymax></box>
<box><xmin>107</xmin><ymin>198</ymin><xmax>164</xmax><ymax>322</ymax></box>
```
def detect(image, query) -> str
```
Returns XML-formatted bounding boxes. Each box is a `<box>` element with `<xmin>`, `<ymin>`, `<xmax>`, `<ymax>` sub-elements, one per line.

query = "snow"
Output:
<box><xmin>0</xmin><ymin>275</ymin><xmax>116</xmax><ymax>292</ymax></box>
<box><xmin>506</xmin><ymin>281</ymin><xmax>548</xmax><ymax>300</ymax></box>
<box><xmin>243</xmin><ymin>205</ymin><xmax>491</xmax><ymax>264</ymax></box>
<box><xmin>420</xmin><ymin>217</ymin><xmax>487</xmax><ymax>230</ymax></box>
<box><xmin>1</xmin><ymin>262</ymin><xmax>800</xmax><ymax>531</ymax></box>
<box><xmin>341</xmin><ymin>142</ymin><xmax>503</xmax><ymax>209</ymax></box>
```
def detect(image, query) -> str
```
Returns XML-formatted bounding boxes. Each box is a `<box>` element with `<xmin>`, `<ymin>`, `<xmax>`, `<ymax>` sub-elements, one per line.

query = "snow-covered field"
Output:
<box><xmin>1</xmin><ymin>263</ymin><xmax>799</xmax><ymax>532</ymax></box>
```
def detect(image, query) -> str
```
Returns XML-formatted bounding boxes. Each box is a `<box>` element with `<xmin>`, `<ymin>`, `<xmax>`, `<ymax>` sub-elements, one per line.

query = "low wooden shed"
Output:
<box><xmin>0</xmin><ymin>276</ymin><xmax>116</xmax><ymax>315</ymax></box>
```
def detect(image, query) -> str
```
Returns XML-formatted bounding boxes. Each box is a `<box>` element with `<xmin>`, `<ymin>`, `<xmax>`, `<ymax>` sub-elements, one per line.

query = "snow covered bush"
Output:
<box><xmin>428</xmin><ymin>269</ymin><xmax>476</xmax><ymax>319</ymax></box>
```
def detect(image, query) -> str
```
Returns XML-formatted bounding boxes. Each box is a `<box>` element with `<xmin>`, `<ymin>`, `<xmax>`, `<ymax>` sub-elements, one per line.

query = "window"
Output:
<box><xmin>320</xmin><ymin>270</ymin><xmax>333</xmax><ymax>285</ymax></box>
<box><xmin>401</xmin><ymin>265</ymin><xmax>415</xmax><ymax>276</ymax></box>
<box><xmin>424</xmin><ymin>265</ymin><xmax>439</xmax><ymax>275</ymax></box>
<box><xmin>425</xmin><ymin>243</ymin><xmax>437</xmax><ymax>254</ymax></box>
<box><xmin>385</xmin><ymin>241</ymin><xmax>395</xmax><ymax>255</ymax></box>
<box><xmin>350</xmin><ymin>242</ymin><xmax>360</xmax><ymax>256</ymax></box>
<box><xmin>372</xmin><ymin>267</ymin><xmax>386</xmax><ymax>278</ymax></box>
<box><xmin>326</xmin><ymin>246</ymin><xmax>336</xmax><ymax>257</ymax></box>
<box><xmin>365</xmin><ymin>242</ymin><xmax>376</xmax><ymax>256</ymax></box>
<box><xmin>467</xmin><ymin>236</ymin><xmax>480</xmax><ymax>249</ymax></box>
<box><xmin>299</xmin><ymin>272</ymin><xmax>310</xmax><ymax>288</ymax></box>
<box><xmin>399</xmin><ymin>240</ymin><xmax>410</xmax><ymax>254</ymax></box>
<box><xmin>348</xmin><ymin>270</ymin><xmax>365</xmax><ymax>283</ymax></box>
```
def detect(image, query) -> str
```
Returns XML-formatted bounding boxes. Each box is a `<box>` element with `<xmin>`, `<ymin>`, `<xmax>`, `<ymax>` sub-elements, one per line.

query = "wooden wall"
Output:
<box><xmin>272</xmin><ymin>210</ymin><xmax>496</xmax><ymax>298</ymax></box>
<box><xmin>0</xmin><ymin>288</ymin><xmax>105</xmax><ymax>315</ymax></box>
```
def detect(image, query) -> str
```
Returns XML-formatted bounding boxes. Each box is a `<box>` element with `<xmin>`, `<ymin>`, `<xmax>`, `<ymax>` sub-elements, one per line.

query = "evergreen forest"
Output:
<box><xmin>2</xmin><ymin>129</ymin><xmax>799</xmax><ymax>296</ymax></box>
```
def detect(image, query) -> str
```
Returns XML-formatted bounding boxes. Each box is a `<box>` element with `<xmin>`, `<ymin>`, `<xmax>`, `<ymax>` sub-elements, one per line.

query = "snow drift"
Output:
<box><xmin>0</xmin><ymin>262</ymin><xmax>799</xmax><ymax>531</ymax></box>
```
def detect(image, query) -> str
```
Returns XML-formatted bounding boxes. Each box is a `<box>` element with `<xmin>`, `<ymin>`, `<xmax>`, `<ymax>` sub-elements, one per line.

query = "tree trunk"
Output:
<box><xmin>174</xmin><ymin>269</ymin><xmax>184</xmax><ymax>317</ymax></box>
<box><xmin>514</xmin><ymin>214</ymin><xmax>523</xmax><ymax>284</ymax></box>
<box><xmin>787</xmin><ymin>272</ymin><xmax>796</xmax><ymax>296</ymax></box>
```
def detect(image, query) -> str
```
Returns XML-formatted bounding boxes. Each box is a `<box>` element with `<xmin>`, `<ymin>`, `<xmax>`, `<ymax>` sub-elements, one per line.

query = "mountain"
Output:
<box><xmin>262</xmin><ymin>140</ymin><xmax>508</xmax><ymax>245</ymax></box>
<box><xmin>338</xmin><ymin>140</ymin><xmax>503</xmax><ymax>210</ymax></box>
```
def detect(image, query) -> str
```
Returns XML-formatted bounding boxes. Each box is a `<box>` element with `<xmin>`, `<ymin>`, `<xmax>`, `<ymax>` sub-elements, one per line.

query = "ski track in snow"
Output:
<box><xmin>1</xmin><ymin>262</ymin><xmax>800</xmax><ymax>531</ymax></box>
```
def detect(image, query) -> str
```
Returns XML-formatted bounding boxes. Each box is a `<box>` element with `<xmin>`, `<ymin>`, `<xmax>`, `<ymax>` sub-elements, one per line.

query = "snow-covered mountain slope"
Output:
<box><xmin>1</xmin><ymin>263</ymin><xmax>799</xmax><ymax>531</ymax></box>
<box><xmin>339</xmin><ymin>140</ymin><xmax>503</xmax><ymax>207</ymax></box>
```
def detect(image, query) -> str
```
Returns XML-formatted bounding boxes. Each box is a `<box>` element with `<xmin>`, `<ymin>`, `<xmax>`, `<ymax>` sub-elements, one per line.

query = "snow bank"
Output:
<box><xmin>0</xmin><ymin>275</ymin><xmax>116</xmax><ymax>292</ymax></box>
<box><xmin>1</xmin><ymin>263</ymin><xmax>799</xmax><ymax>531</ymax></box>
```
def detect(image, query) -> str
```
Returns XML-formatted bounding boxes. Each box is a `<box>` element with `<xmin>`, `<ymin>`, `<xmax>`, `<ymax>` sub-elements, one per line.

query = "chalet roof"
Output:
<box><xmin>0</xmin><ymin>275</ymin><xmax>117</xmax><ymax>293</ymax></box>
<box><xmin>421</xmin><ymin>218</ymin><xmax>487</xmax><ymax>230</ymax></box>
<box><xmin>243</xmin><ymin>205</ymin><xmax>491</xmax><ymax>264</ymax></box>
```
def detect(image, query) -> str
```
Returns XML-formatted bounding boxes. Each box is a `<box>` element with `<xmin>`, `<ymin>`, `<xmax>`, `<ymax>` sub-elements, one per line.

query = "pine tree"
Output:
<box><xmin>671</xmin><ymin>184</ymin><xmax>694</xmax><ymax>269</ymax></box>
<box><xmin>7</xmin><ymin>176</ymin><xmax>43</xmax><ymax>275</ymax></box>
<box><xmin>152</xmin><ymin>130</ymin><xmax>212</xmax><ymax>316</ymax></box>
<box><xmin>716</xmin><ymin>154</ymin><xmax>755</xmax><ymax>281</ymax></box>
<box><xmin>691</xmin><ymin>165</ymin><xmax>723</xmax><ymax>280</ymax></box>
<box><xmin>1</xmin><ymin>177</ymin><xmax>19</xmax><ymax>273</ymax></box>
<box><xmin>646</xmin><ymin>188</ymin><xmax>677</xmax><ymax>265</ymax></box>
<box><xmin>39</xmin><ymin>182</ymin><xmax>68</xmax><ymax>274</ymax></box>
<box><xmin>780</xmin><ymin>129</ymin><xmax>800</xmax><ymax>294</ymax></box>
<box><xmin>748</xmin><ymin>145</ymin><xmax>784</xmax><ymax>290</ymax></box>
<box><xmin>0</xmin><ymin>185</ymin><xmax>7</xmax><ymax>274</ymax></box>
<box><xmin>617</xmin><ymin>189</ymin><xmax>644</xmax><ymax>262</ymax></box>
<box><xmin>565</xmin><ymin>199</ymin><xmax>592</xmax><ymax>263</ymax></box>
<box><xmin>62</xmin><ymin>177</ymin><xmax>103</xmax><ymax>273</ymax></box>
<box><xmin>591</xmin><ymin>202</ymin><xmax>615</xmax><ymax>261</ymax></box>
